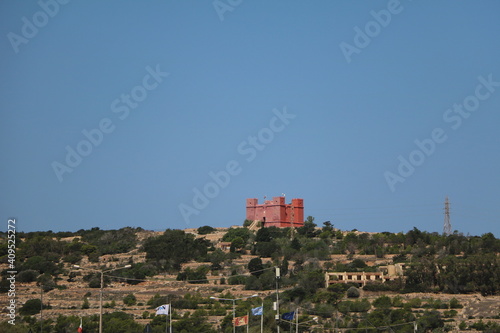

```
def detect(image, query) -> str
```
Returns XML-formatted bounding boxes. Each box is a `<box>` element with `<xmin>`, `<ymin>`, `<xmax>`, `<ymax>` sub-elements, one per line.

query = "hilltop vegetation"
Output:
<box><xmin>0</xmin><ymin>219</ymin><xmax>499</xmax><ymax>332</ymax></box>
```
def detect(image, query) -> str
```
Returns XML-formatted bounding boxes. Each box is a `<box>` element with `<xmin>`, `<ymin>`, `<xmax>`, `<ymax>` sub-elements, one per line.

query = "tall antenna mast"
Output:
<box><xmin>443</xmin><ymin>196</ymin><xmax>452</xmax><ymax>235</ymax></box>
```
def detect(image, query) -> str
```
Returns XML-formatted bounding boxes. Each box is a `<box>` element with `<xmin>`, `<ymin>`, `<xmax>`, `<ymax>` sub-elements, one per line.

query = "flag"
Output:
<box><xmin>77</xmin><ymin>318</ymin><xmax>83</xmax><ymax>333</ymax></box>
<box><xmin>233</xmin><ymin>315</ymin><xmax>248</xmax><ymax>326</ymax></box>
<box><xmin>251</xmin><ymin>306</ymin><xmax>263</xmax><ymax>316</ymax></box>
<box><xmin>155</xmin><ymin>304</ymin><xmax>170</xmax><ymax>315</ymax></box>
<box><xmin>281</xmin><ymin>311</ymin><xmax>295</xmax><ymax>321</ymax></box>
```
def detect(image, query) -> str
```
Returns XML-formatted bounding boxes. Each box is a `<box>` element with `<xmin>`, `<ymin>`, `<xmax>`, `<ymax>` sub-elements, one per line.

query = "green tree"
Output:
<box><xmin>37</xmin><ymin>273</ymin><xmax>56</xmax><ymax>292</ymax></box>
<box><xmin>20</xmin><ymin>299</ymin><xmax>43</xmax><ymax>315</ymax></box>
<box><xmin>209</xmin><ymin>249</ymin><xmax>227</xmax><ymax>270</ymax></box>
<box><xmin>297</xmin><ymin>216</ymin><xmax>317</xmax><ymax>237</ymax></box>
<box><xmin>230</xmin><ymin>237</ymin><xmax>245</xmax><ymax>252</ymax></box>
<box><xmin>222</xmin><ymin>227</ymin><xmax>251</xmax><ymax>243</ymax></box>
<box><xmin>143</xmin><ymin>229</ymin><xmax>210</xmax><ymax>271</ymax></box>
<box><xmin>197</xmin><ymin>225</ymin><xmax>216</xmax><ymax>235</ymax></box>
<box><xmin>255</xmin><ymin>240</ymin><xmax>279</xmax><ymax>257</ymax></box>
<box><xmin>248</xmin><ymin>257</ymin><xmax>264</xmax><ymax>277</ymax></box>
<box><xmin>123</xmin><ymin>294</ymin><xmax>137</xmax><ymax>306</ymax></box>
<box><xmin>373</xmin><ymin>295</ymin><xmax>392</xmax><ymax>309</ymax></box>
<box><xmin>101</xmin><ymin>311</ymin><xmax>142</xmax><ymax>333</ymax></box>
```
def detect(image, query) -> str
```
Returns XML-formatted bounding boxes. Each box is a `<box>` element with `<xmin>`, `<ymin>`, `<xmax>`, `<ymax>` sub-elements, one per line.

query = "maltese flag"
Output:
<box><xmin>77</xmin><ymin>318</ymin><xmax>83</xmax><ymax>333</ymax></box>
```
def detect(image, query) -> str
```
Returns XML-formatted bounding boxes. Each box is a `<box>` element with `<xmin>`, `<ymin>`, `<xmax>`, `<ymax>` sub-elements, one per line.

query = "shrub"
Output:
<box><xmin>16</xmin><ymin>269</ymin><xmax>39</xmax><ymax>283</ymax></box>
<box><xmin>176</xmin><ymin>266</ymin><xmax>209</xmax><ymax>284</ymax></box>
<box><xmin>147</xmin><ymin>294</ymin><xmax>169</xmax><ymax>309</ymax></box>
<box><xmin>103</xmin><ymin>300</ymin><xmax>116</xmax><ymax>308</ymax></box>
<box><xmin>248</xmin><ymin>257</ymin><xmax>264</xmax><ymax>277</ymax></box>
<box><xmin>228</xmin><ymin>275</ymin><xmax>246</xmax><ymax>285</ymax></box>
<box><xmin>346</xmin><ymin>286</ymin><xmax>360</xmax><ymax>298</ymax></box>
<box><xmin>373</xmin><ymin>295</ymin><xmax>392</xmax><ymax>309</ymax></box>
<box><xmin>407</xmin><ymin>297</ymin><xmax>422</xmax><ymax>308</ymax></box>
<box><xmin>351</xmin><ymin>298</ymin><xmax>371</xmax><ymax>312</ymax></box>
<box><xmin>123</xmin><ymin>294</ymin><xmax>137</xmax><ymax>306</ymax></box>
<box><xmin>20</xmin><ymin>299</ymin><xmax>43</xmax><ymax>315</ymax></box>
<box><xmin>392</xmin><ymin>296</ymin><xmax>404</xmax><ymax>307</ymax></box>
<box><xmin>197</xmin><ymin>226</ymin><xmax>216</xmax><ymax>235</ymax></box>
<box><xmin>449</xmin><ymin>297</ymin><xmax>463</xmax><ymax>309</ymax></box>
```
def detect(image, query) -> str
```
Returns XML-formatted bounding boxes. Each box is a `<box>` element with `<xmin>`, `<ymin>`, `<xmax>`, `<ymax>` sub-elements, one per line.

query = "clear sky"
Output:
<box><xmin>1</xmin><ymin>1</ymin><xmax>499</xmax><ymax>236</ymax></box>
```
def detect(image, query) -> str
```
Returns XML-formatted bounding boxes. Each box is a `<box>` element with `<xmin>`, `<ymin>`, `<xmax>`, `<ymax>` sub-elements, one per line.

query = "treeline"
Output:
<box><xmin>1</xmin><ymin>221</ymin><xmax>499</xmax><ymax>295</ymax></box>
<box><xmin>1</xmin><ymin>221</ymin><xmax>500</xmax><ymax>332</ymax></box>
<box><xmin>0</xmin><ymin>227</ymin><xmax>141</xmax><ymax>292</ymax></box>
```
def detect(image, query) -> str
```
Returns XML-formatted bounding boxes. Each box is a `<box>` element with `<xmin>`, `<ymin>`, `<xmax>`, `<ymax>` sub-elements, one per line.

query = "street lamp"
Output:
<box><xmin>73</xmin><ymin>264</ymin><xmax>131</xmax><ymax>333</ymax></box>
<box><xmin>210</xmin><ymin>294</ymin><xmax>258</xmax><ymax>333</ymax></box>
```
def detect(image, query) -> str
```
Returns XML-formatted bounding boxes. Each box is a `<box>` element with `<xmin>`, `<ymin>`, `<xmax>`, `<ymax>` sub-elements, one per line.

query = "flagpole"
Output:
<box><xmin>261</xmin><ymin>303</ymin><xmax>264</xmax><ymax>333</ymax></box>
<box><xmin>169</xmin><ymin>304</ymin><xmax>172</xmax><ymax>333</ymax></box>
<box><xmin>276</xmin><ymin>267</ymin><xmax>280</xmax><ymax>333</ymax></box>
<box><xmin>295</xmin><ymin>308</ymin><xmax>298</xmax><ymax>333</ymax></box>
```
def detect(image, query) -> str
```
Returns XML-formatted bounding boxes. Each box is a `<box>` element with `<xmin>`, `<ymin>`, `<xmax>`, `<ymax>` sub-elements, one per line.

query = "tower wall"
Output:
<box><xmin>246</xmin><ymin>196</ymin><xmax>304</xmax><ymax>228</ymax></box>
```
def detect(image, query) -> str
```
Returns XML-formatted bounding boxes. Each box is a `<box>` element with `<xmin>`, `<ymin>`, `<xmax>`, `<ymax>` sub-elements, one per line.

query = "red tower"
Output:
<box><xmin>246</xmin><ymin>196</ymin><xmax>304</xmax><ymax>228</ymax></box>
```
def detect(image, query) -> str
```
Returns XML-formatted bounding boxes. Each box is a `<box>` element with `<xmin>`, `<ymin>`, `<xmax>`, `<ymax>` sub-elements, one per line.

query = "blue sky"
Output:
<box><xmin>1</xmin><ymin>1</ymin><xmax>499</xmax><ymax>236</ymax></box>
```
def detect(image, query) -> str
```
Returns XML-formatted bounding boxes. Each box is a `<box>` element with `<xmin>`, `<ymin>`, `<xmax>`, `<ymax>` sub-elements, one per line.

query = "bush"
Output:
<box><xmin>176</xmin><ymin>266</ymin><xmax>209</xmax><ymax>284</ymax></box>
<box><xmin>449</xmin><ymin>297</ymin><xmax>463</xmax><ymax>309</ymax></box>
<box><xmin>443</xmin><ymin>309</ymin><xmax>458</xmax><ymax>318</ymax></box>
<box><xmin>147</xmin><ymin>294</ymin><xmax>169</xmax><ymax>309</ymax></box>
<box><xmin>123</xmin><ymin>294</ymin><xmax>137</xmax><ymax>306</ymax></box>
<box><xmin>228</xmin><ymin>275</ymin><xmax>246</xmax><ymax>285</ymax></box>
<box><xmin>346</xmin><ymin>286</ymin><xmax>360</xmax><ymax>298</ymax></box>
<box><xmin>337</xmin><ymin>301</ymin><xmax>353</xmax><ymax>314</ymax></box>
<box><xmin>103</xmin><ymin>300</ymin><xmax>116</xmax><ymax>308</ymax></box>
<box><xmin>143</xmin><ymin>229</ymin><xmax>210</xmax><ymax>271</ymax></box>
<box><xmin>37</xmin><ymin>274</ymin><xmax>57</xmax><ymax>292</ymax></box>
<box><xmin>392</xmin><ymin>296</ymin><xmax>404</xmax><ymax>307</ymax></box>
<box><xmin>351</xmin><ymin>298</ymin><xmax>371</xmax><ymax>312</ymax></box>
<box><xmin>20</xmin><ymin>299</ymin><xmax>46</xmax><ymax>315</ymax></box>
<box><xmin>222</xmin><ymin>228</ymin><xmax>251</xmax><ymax>243</ymax></box>
<box><xmin>407</xmin><ymin>297</ymin><xmax>422</xmax><ymax>308</ymax></box>
<box><xmin>248</xmin><ymin>257</ymin><xmax>264</xmax><ymax>277</ymax></box>
<box><xmin>16</xmin><ymin>269</ymin><xmax>39</xmax><ymax>283</ymax></box>
<box><xmin>373</xmin><ymin>295</ymin><xmax>392</xmax><ymax>309</ymax></box>
<box><xmin>62</xmin><ymin>253</ymin><xmax>82</xmax><ymax>264</ymax></box>
<box><xmin>255</xmin><ymin>241</ymin><xmax>279</xmax><ymax>257</ymax></box>
<box><xmin>197</xmin><ymin>226</ymin><xmax>216</xmax><ymax>235</ymax></box>
<box><xmin>20</xmin><ymin>256</ymin><xmax>57</xmax><ymax>275</ymax></box>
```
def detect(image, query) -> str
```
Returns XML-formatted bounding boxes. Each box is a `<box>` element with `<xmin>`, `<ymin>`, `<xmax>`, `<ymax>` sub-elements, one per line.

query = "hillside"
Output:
<box><xmin>1</xmin><ymin>223</ymin><xmax>499</xmax><ymax>332</ymax></box>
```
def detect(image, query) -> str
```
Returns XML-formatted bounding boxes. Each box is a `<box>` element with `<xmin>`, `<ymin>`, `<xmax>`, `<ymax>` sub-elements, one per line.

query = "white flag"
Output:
<box><xmin>155</xmin><ymin>304</ymin><xmax>170</xmax><ymax>315</ymax></box>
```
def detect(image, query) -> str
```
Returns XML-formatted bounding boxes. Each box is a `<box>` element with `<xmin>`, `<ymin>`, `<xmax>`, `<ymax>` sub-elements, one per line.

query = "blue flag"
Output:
<box><xmin>251</xmin><ymin>306</ymin><xmax>263</xmax><ymax>316</ymax></box>
<box><xmin>281</xmin><ymin>311</ymin><xmax>295</xmax><ymax>321</ymax></box>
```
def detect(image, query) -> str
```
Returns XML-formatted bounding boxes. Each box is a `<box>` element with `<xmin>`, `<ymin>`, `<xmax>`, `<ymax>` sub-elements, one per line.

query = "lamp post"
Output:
<box><xmin>210</xmin><ymin>294</ymin><xmax>258</xmax><ymax>333</ymax></box>
<box><xmin>74</xmin><ymin>264</ymin><xmax>131</xmax><ymax>333</ymax></box>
